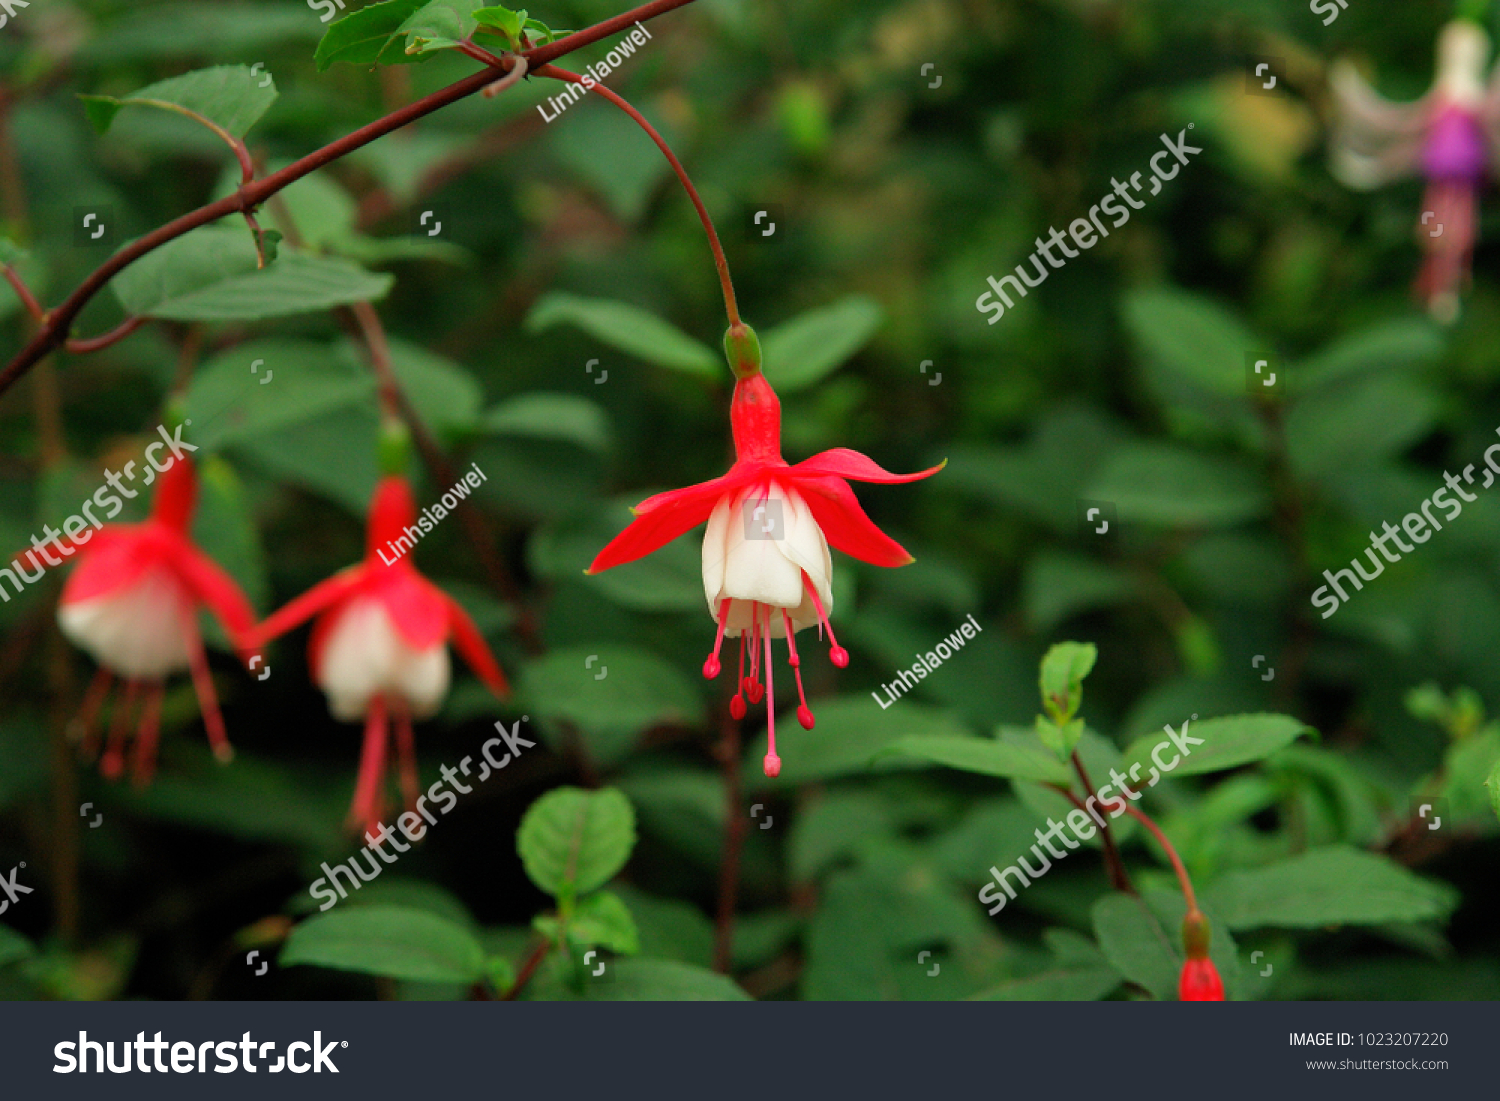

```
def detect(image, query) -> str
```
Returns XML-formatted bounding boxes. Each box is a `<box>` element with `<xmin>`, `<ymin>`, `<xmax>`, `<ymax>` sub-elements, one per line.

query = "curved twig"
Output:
<box><xmin>0</xmin><ymin>0</ymin><xmax>698</xmax><ymax>399</ymax></box>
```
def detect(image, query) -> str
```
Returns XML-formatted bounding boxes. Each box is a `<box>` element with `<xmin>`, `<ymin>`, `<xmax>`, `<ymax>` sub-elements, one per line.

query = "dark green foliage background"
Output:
<box><xmin>0</xmin><ymin>0</ymin><xmax>1495</xmax><ymax>1000</ymax></box>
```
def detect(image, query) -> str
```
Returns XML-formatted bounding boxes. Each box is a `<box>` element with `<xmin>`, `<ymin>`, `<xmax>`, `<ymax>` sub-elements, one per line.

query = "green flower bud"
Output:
<box><xmin>723</xmin><ymin>322</ymin><xmax>762</xmax><ymax>380</ymax></box>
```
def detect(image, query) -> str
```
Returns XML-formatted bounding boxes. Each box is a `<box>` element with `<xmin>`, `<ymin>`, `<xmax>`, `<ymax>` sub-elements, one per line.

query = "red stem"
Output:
<box><xmin>537</xmin><ymin>63</ymin><xmax>740</xmax><ymax>326</ymax></box>
<box><xmin>63</xmin><ymin>316</ymin><xmax>146</xmax><ymax>355</ymax></box>
<box><xmin>1069</xmin><ymin>751</ymin><xmax>1134</xmax><ymax>894</ymax></box>
<box><xmin>0</xmin><ymin>0</ymin><xmax>700</xmax><ymax>398</ymax></box>
<box><xmin>1122</xmin><ymin>804</ymin><xmax>1199</xmax><ymax>913</ymax></box>
<box><xmin>2</xmin><ymin>264</ymin><xmax>43</xmax><ymax>322</ymax></box>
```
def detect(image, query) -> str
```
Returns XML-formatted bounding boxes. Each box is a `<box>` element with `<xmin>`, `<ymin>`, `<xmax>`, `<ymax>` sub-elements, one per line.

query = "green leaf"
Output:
<box><xmin>1117</xmin><ymin>713</ymin><xmax>1313</xmax><ymax>781</ymax></box>
<box><xmin>315</xmin><ymin>0</ymin><xmax>429</xmax><ymax>69</ymax></box>
<box><xmin>517</xmin><ymin>787</ymin><xmax>637</xmax><ymax>900</ymax></box>
<box><xmin>1092</xmin><ymin>890</ymin><xmax>1242</xmax><ymax>1001</ymax></box>
<box><xmin>546</xmin><ymin>958</ymin><xmax>752</xmax><ymax>1001</ymax></box>
<box><xmin>0</xmin><ymin>238</ymin><xmax>28</xmax><ymax>265</ymax></box>
<box><xmin>761</xmin><ymin>295</ymin><xmax>883</xmax><ymax>392</ymax></box>
<box><xmin>1122</xmin><ymin>287</ymin><xmax>1263</xmax><ymax>397</ymax></box>
<box><xmin>873</xmin><ymin>734</ymin><xmax>1073</xmax><ymax>785</ymax></box>
<box><xmin>519</xmin><ymin>645</ymin><xmax>706</xmax><ymax>766</ymax></box>
<box><xmin>1203</xmin><ymin>846</ymin><xmax>1460</xmax><ymax>930</ymax></box>
<box><xmin>384</xmin><ymin>338</ymin><xmax>483</xmax><ymax>440</ymax></box>
<box><xmin>115</xmin><ymin>230</ymin><xmax>394</xmax><ymax>321</ymax></box>
<box><xmin>751</xmin><ymin>697</ymin><xmax>975</xmax><ymax>787</ymax></box>
<box><xmin>473</xmin><ymin>5</ymin><xmax>524</xmax><ymax>44</ymax></box>
<box><xmin>1024</xmin><ymin>554</ymin><xmax>1140</xmax><ymax>633</ymax></box>
<box><xmin>1039</xmin><ymin>640</ymin><xmax>1096</xmax><ymax>725</ymax></box>
<box><xmin>184</xmin><ymin>339</ymin><xmax>374</xmax><ymax>450</ymax></box>
<box><xmin>79</xmin><ymin>65</ymin><xmax>278</xmax><ymax>139</ymax></box>
<box><xmin>1085</xmin><ymin>442</ymin><xmax>1268</xmax><ymax>528</ymax></box>
<box><xmin>525</xmin><ymin>293</ymin><xmax>720</xmax><ymax>378</ymax></box>
<box><xmin>484</xmin><ymin>394</ymin><xmax>611</xmax><ymax>454</ymax></box>
<box><xmin>567</xmin><ymin>890</ymin><xmax>641</xmax><ymax>954</ymax></box>
<box><xmin>281</xmin><ymin>905</ymin><xmax>486</xmax><ymax>983</ymax></box>
<box><xmin>1295</xmin><ymin>317</ymin><xmax>1444</xmax><ymax>391</ymax></box>
<box><xmin>396</xmin><ymin>0</ymin><xmax>481</xmax><ymax>54</ymax></box>
<box><xmin>1286</xmin><ymin>373</ymin><xmax>1440</xmax><ymax>481</ymax></box>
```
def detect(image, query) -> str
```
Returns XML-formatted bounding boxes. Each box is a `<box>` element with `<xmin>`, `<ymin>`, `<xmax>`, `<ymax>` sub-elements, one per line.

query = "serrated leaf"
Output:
<box><xmin>567</xmin><ymin>890</ymin><xmax>641</xmax><ymax>954</ymax></box>
<box><xmin>525</xmin><ymin>293</ymin><xmax>719</xmax><ymax>378</ymax></box>
<box><xmin>281</xmin><ymin>905</ymin><xmax>486</xmax><ymax>983</ymax></box>
<box><xmin>80</xmin><ymin>65</ymin><xmax>278</xmax><ymax>139</ymax></box>
<box><xmin>396</xmin><ymin>0</ymin><xmax>480</xmax><ymax>54</ymax></box>
<box><xmin>1091</xmin><ymin>890</ymin><xmax>1241</xmax><ymax>1001</ymax></box>
<box><xmin>761</xmin><ymin>295</ymin><xmax>883</xmax><ymax>392</ymax></box>
<box><xmin>751</xmin><ymin>697</ymin><xmax>975</xmax><ymax>787</ymax></box>
<box><xmin>1039</xmin><ymin>640</ymin><xmax>1096</xmax><ymax>725</ymax></box>
<box><xmin>1203</xmin><ymin>846</ymin><xmax>1459</xmax><ymax>930</ymax></box>
<box><xmin>315</xmin><ymin>0</ymin><xmax>429</xmax><ymax>69</ymax></box>
<box><xmin>113</xmin><ymin>228</ymin><xmax>393</xmax><ymax>320</ymax></box>
<box><xmin>1117</xmin><ymin>713</ymin><xmax>1313</xmax><ymax>781</ymax></box>
<box><xmin>517</xmin><ymin>786</ymin><xmax>637</xmax><ymax>900</ymax></box>
<box><xmin>874</xmin><ymin>734</ymin><xmax>1073</xmax><ymax>784</ymax></box>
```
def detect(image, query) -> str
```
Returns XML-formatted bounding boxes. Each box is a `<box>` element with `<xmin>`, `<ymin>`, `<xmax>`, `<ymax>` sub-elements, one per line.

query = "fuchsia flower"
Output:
<box><xmin>24</xmin><ymin>455</ymin><xmax>258</xmax><ymax>785</ymax></box>
<box><xmin>251</xmin><ymin>475</ymin><xmax>509</xmax><ymax>836</ymax></box>
<box><xmin>1331</xmin><ymin>19</ymin><xmax>1500</xmax><ymax>322</ymax></box>
<box><xmin>588</xmin><ymin>330</ymin><xmax>942</xmax><ymax>777</ymax></box>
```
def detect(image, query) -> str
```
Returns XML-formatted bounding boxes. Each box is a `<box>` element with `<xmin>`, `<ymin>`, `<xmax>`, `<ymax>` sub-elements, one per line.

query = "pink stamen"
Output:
<box><xmin>350</xmin><ymin>695</ymin><xmax>389</xmax><ymax>836</ymax></box>
<box><xmin>704</xmin><ymin>598</ymin><xmax>731</xmax><ymax>679</ymax></box>
<box><xmin>746</xmin><ymin>604</ymin><xmax>765</xmax><ymax>704</ymax></box>
<box><xmin>803</xmin><ymin>573</ymin><xmax>848</xmax><ymax>668</ymax></box>
<box><xmin>73</xmin><ymin>666</ymin><xmax>114</xmax><ymax>762</ymax></box>
<box><xmin>783</xmin><ymin>610</ymin><xmax>815</xmax><ymax>730</ymax></box>
<box><xmin>730</xmin><ymin>635</ymin><xmax>746</xmax><ymax>720</ymax></box>
<box><xmin>393</xmin><ymin>703</ymin><xmax>420</xmax><ymax>814</ymax></box>
<box><xmin>102</xmin><ymin>679</ymin><xmax>139</xmax><ymax>781</ymax></box>
<box><xmin>762</xmin><ymin>606</ymin><xmax>780</xmax><ymax>777</ymax></box>
<box><xmin>182</xmin><ymin>608</ymin><xmax>234</xmax><ymax>762</ymax></box>
<box><xmin>130</xmin><ymin>682</ymin><xmax>166</xmax><ymax>789</ymax></box>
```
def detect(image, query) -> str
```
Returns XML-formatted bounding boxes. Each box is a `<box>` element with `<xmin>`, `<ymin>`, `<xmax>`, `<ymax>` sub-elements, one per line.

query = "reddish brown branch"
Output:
<box><xmin>63</xmin><ymin>316</ymin><xmax>146</xmax><ymax>355</ymax></box>
<box><xmin>0</xmin><ymin>0</ymin><xmax>699</xmax><ymax>397</ymax></box>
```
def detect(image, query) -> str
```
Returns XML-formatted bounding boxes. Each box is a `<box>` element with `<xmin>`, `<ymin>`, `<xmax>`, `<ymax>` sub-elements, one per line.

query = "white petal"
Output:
<box><xmin>58</xmin><ymin>566</ymin><xmax>194</xmax><ymax>679</ymax></box>
<box><xmin>721</xmin><ymin>485</ymin><xmax>803</xmax><ymax>609</ymax></box>
<box><xmin>316</xmin><ymin>596</ymin><xmax>451</xmax><ymax>721</ymax></box>
<box><xmin>701</xmin><ymin>493</ymin><xmax>734</xmax><ymax>614</ymax></box>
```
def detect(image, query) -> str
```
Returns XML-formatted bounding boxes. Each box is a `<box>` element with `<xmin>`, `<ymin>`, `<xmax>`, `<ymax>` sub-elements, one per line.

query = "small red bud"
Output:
<box><xmin>796</xmin><ymin>704</ymin><xmax>815</xmax><ymax>730</ymax></box>
<box><xmin>1178</xmin><ymin>956</ymin><xmax>1224</xmax><ymax>1001</ymax></box>
<box><xmin>729</xmin><ymin>694</ymin><xmax>746</xmax><ymax>720</ymax></box>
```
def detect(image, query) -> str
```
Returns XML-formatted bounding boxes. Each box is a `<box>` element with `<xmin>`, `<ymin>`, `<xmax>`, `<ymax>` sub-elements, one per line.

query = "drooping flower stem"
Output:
<box><xmin>535</xmin><ymin>64</ymin><xmax>742</xmax><ymax>326</ymax></box>
<box><xmin>1122</xmin><ymin>803</ymin><xmax>1199</xmax><ymax>914</ymax></box>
